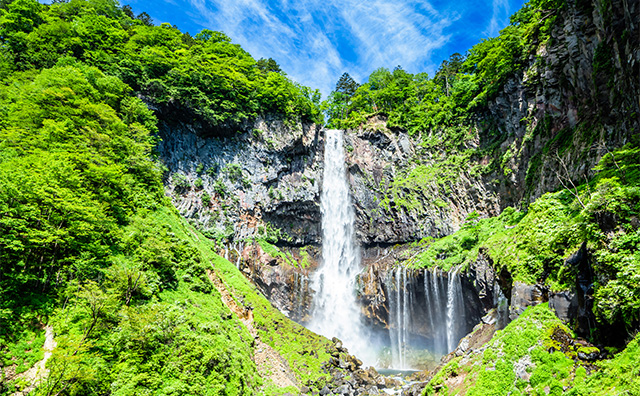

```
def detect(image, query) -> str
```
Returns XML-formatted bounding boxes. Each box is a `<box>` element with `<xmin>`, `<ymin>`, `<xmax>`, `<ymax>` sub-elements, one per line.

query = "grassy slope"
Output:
<box><xmin>424</xmin><ymin>304</ymin><xmax>640</xmax><ymax>396</ymax></box>
<box><xmin>156</xmin><ymin>207</ymin><xmax>336</xmax><ymax>389</ymax></box>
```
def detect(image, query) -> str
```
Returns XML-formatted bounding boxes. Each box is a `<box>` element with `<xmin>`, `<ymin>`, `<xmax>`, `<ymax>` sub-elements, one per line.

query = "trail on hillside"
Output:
<box><xmin>8</xmin><ymin>326</ymin><xmax>56</xmax><ymax>396</ymax></box>
<box><xmin>206</xmin><ymin>269</ymin><xmax>299</xmax><ymax>391</ymax></box>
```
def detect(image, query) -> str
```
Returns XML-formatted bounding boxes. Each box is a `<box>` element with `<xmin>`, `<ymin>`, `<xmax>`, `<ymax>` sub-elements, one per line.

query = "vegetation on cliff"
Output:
<box><xmin>424</xmin><ymin>304</ymin><xmax>640</xmax><ymax>396</ymax></box>
<box><xmin>408</xmin><ymin>141</ymin><xmax>640</xmax><ymax>334</ymax></box>
<box><xmin>323</xmin><ymin>0</ymin><xmax>562</xmax><ymax>130</ymax></box>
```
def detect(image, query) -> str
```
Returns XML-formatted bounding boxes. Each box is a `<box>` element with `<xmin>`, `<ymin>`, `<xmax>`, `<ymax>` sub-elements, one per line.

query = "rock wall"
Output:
<box><xmin>341</xmin><ymin>0</ymin><xmax>639</xmax><ymax>245</ymax></box>
<box><xmin>156</xmin><ymin>116</ymin><xmax>324</xmax><ymax>246</ymax></box>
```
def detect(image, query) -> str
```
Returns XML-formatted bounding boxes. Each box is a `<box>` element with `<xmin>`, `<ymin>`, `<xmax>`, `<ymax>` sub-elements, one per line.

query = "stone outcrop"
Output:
<box><xmin>157</xmin><ymin>116</ymin><xmax>324</xmax><ymax>246</ymax></box>
<box><xmin>238</xmin><ymin>242</ymin><xmax>318</xmax><ymax>323</ymax></box>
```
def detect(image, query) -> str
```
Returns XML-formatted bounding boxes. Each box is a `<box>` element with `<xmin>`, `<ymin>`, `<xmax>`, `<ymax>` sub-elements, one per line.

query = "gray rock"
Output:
<box><xmin>549</xmin><ymin>291</ymin><xmax>577</xmax><ymax>323</ymax></box>
<box><xmin>510</xmin><ymin>282</ymin><xmax>547</xmax><ymax>320</ymax></box>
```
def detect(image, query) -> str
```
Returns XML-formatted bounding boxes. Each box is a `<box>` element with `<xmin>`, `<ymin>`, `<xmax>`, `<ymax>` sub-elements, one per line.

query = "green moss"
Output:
<box><xmin>426</xmin><ymin>305</ymin><xmax>582</xmax><ymax>396</ymax></box>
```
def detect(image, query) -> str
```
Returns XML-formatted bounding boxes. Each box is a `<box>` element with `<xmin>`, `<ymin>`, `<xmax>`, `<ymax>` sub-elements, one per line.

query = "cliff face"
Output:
<box><xmin>156</xmin><ymin>116</ymin><xmax>324</xmax><ymax>246</ymax></box>
<box><xmin>157</xmin><ymin>0</ymin><xmax>639</xmax><ymax>250</ymax></box>
<box><xmin>155</xmin><ymin>0</ymin><xmax>639</xmax><ymax>351</ymax></box>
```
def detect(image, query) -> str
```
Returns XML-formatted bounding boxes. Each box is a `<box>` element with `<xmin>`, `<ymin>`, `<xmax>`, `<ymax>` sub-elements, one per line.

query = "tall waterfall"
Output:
<box><xmin>309</xmin><ymin>130</ymin><xmax>372</xmax><ymax>364</ymax></box>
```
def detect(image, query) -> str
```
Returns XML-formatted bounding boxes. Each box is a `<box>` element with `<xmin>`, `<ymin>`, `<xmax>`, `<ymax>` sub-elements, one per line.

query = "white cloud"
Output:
<box><xmin>485</xmin><ymin>0</ymin><xmax>511</xmax><ymax>37</ymax></box>
<box><xmin>185</xmin><ymin>0</ymin><xmax>458</xmax><ymax>97</ymax></box>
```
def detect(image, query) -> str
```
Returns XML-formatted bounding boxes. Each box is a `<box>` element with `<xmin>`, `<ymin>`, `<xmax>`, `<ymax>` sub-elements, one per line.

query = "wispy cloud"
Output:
<box><xmin>177</xmin><ymin>0</ymin><xmax>529</xmax><ymax>99</ymax></box>
<box><xmin>185</xmin><ymin>0</ymin><xmax>460</xmax><ymax>97</ymax></box>
<box><xmin>485</xmin><ymin>0</ymin><xmax>511</xmax><ymax>37</ymax></box>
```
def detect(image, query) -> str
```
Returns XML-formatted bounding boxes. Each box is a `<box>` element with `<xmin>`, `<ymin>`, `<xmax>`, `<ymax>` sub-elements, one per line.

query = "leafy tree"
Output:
<box><xmin>257</xmin><ymin>57</ymin><xmax>282</xmax><ymax>73</ymax></box>
<box><xmin>435</xmin><ymin>52</ymin><xmax>464</xmax><ymax>96</ymax></box>
<box><xmin>335</xmin><ymin>72</ymin><xmax>359</xmax><ymax>97</ymax></box>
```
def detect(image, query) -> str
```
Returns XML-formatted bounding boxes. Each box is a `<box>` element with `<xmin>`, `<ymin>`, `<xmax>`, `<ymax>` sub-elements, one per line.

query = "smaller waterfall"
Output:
<box><xmin>388</xmin><ymin>266</ymin><xmax>412</xmax><ymax>369</ymax></box>
<box><xmin>425</xmin><ymin>268</ymin><xmax>448</xmax><ymax>355</ymax></box>
<box><xmin>293</xmin><ymin>272</ymin><xmax>309</xmax><ymax>320</ymax></box>
<box><xmin>388</xmin><ymin>266</ymin><xmax>469</xmax><ymax>368</ymax></box>
<box><xmin>445</xmin><ymin>266</ymin><xmax>464</xmax><ymax>352</ymax></box>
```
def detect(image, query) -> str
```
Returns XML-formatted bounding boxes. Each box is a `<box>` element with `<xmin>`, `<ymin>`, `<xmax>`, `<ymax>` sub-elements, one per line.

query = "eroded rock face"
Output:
<box><xmin>509</xmin><ymin>282</ymin><xmax>548</xmax><ymax>320</ymax></box>
<box><xmin>157</xmin><ymin>116</ymin><xmax>324</xmax><ymax>246</ymax></box>
<box><xmin>238</xmin><ymin>242</ymin><xmax>319</xmax><ymax>323</ymax></box>
<box><xmin>343</xmin><ymin>124</ymin><xmax>503</xmax><ymax>245</ymax></box>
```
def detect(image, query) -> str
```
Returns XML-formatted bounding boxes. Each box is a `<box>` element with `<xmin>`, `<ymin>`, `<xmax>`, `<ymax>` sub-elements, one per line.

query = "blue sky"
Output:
<box><xmin>125</xmin><ymin>0</ymin><xmax>525</xmax><ymax>97</ymax></box>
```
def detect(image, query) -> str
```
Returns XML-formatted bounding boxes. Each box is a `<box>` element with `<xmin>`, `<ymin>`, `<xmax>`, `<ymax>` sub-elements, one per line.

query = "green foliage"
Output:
<box><xmin>224</xmin><ymin>163</ymin><xmax>244</xmax><ymax>183</ymax></box>
<box><xmin>0</xmin><ymin>62</ymin><xmax>162</xmax><ymax>341</ymax></box>
<box><xmin>201</xmin><ymin>191</ymin><xmax>211</xmax><ymax>207</ymax></box>
<box><xmin>0</xmin><ymin>0</ymin><xmax>323</xmax><ymax>128</ymax></box>
<box><xmin>256</xmin><ymin>239</ymin><xmax>308</xmax><ymax>269</ymax></box>
<box><xmin>424</xmin><ymin>304</ymin><xmax>583</xmax><ymax>396</ymax></box>
<box><xmin>567</xmin><ymin>333</ymin><xmax>640</xmax><ymax>395</ymax></box>
<box><xmin>154</xmin><ymin>210</ymin><xmax>335</xmax><ymax>388</ymax></box>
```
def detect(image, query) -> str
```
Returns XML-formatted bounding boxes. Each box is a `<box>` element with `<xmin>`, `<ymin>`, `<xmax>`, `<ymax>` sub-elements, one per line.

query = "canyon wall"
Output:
<box><xmin>155</xmin><ymin>0</ymin><xmax>639</xmax><ymax>348</ymax></box>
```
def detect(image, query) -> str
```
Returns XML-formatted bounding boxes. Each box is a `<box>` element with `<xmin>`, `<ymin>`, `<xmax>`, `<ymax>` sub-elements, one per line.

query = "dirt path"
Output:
<box><xmin>10</xmin><ymin>325</ymin><xmax>56</xmax><ymax>396</ymax></box>
<box><xmin>206</xmin><ymin>269</ymin><xmax>299</xmax><ymax>391</ymax></box>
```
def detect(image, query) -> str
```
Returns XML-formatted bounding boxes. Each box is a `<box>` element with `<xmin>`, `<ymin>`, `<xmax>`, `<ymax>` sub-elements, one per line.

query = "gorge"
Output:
<box><xmin>1</xmin><ymin>0</ymin><xmax>639</xmax><ymax>395</ymax></box>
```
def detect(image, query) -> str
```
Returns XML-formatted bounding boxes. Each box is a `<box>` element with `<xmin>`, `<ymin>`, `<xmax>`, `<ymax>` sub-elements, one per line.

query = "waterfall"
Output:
<box><xmin>445</xmin><ymin>266</ymin><xmax>464</xmax><ymax>352</ymax></box>
<box><xmin>388</xmin><ymin>265</ymin><xmax>468</xmax><ymax>367</ymax></box>
<box><xmin>309</xmin><ymin>129</ymin><xmax>372</xmax><ymax>364</ymax></box>
<box><xmin>388</xmin><ymin>266</ymin><xmax>411</xmax><ymax>369</ymax></box>
<box><xmin>294</xmin><ymin>272</ymin><xmax>308</xmax><ymax>320</ymax></box>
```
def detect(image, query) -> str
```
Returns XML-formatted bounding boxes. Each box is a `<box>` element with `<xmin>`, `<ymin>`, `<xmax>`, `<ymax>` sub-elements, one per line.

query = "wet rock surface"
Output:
<box><xmin>307</xmin><ymin>338</ymin><xmax>403</xmax><ymax>396</ymax></box>
<box><xmin>238</xmin><ymin>242</ymin><xmax>318</xmax><ymax>323</ymax></box>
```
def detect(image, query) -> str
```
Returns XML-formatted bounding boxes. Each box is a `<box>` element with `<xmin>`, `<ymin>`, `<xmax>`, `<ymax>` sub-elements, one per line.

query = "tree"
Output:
<box><xmin>136</xmin><ymin>11</ymin><xmax>152</xmax><ymax>26</ymax></box>
<box><xmin>335</xmin><ymin>72</ymin><xmax>359</xmax><ymax>97</ymax></box>
<box><xmin>435</xmin><ymin>53</ymin><xmax>464</xmax><ymax>96</ymax></box>
<box><xmin>256</xmin><ymin>57</ymin><xmax>282</xmax><ymax>73</ymax></box>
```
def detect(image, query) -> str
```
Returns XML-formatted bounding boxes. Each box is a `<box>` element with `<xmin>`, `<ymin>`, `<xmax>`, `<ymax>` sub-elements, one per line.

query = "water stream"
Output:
<box><xmin>387</xmin><ymin>266</ymin><xmax>467</xmax><ymax>368</ymax></box>
<box><xmin>309</xmin><ymin>129</ymin><xmax>374</xmax><ymax>364</ymax></box>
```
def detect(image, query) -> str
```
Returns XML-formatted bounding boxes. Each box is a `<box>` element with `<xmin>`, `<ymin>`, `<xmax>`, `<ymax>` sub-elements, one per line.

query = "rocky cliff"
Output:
<box><xmin>157</xmin><ymin>0</ymin><xmax>638</xmax><ymax>249</ymax></box>
<box><xmin>156</xmin><ymin>116</ymin><xmax>324</xmax><ymax>246</ymax></box>
<box><xmin>154</xmin><ymin>0</ymin><xmax>640</xmax><ymax>360</ymax></box>
<box><xmin>342</xmin><ymin>0</ymin><xmax>639</xmax><ymax>245</ymax></box>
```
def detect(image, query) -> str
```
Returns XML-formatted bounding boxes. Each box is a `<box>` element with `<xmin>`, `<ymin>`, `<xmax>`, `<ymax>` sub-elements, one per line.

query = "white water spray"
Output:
<box><xmin>309</xmin><ymin>130</ymin><xmax>373</xmax><ymax>364</ymax></box>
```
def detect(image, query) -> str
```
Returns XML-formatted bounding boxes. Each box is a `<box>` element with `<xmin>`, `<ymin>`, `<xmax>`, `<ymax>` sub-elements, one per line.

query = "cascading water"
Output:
<box><xmin>309</xmin><ymin>129</ymin><xmax>373</xmax><ymax>364</ymax></box>
<box><xmin>388</xmin><ymin>266</ymin><xmax>412</xmax><ymax>369</ymax></box>
<box><xmin>424</xmin><ymin>268</ymin><xmax>448</xmax><ymax>356</ymax></box>
<box><xmin>387</xmin><ymin>265</ymin><xmax>468</xmax><ymax>368</ymax></box>
<box><xmin>445</xmin><ymin>266</ymin><xmax>464</xmax><ymax>352</ymax></box>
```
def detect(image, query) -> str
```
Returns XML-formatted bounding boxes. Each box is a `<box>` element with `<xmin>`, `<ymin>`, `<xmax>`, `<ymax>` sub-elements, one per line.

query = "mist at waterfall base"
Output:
<box><xmin>307</xmin><ymin>129</ymin><xmax>472</xmax><ymax>370</ymax></box>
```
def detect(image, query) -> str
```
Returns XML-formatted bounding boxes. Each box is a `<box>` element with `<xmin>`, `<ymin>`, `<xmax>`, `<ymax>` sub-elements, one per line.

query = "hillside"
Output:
<box><xmin>0</xmin><ymin>1</ymin><xmax>351</xmax><ymax>395</ymax></box>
